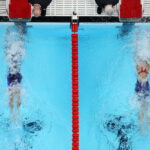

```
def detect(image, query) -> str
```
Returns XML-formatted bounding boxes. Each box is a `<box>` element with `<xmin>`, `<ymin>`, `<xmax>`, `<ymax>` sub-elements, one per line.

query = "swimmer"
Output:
<box><xmin>135</xmin><ymin>60</ymin><xmax>150</xmax><ymax>136</ymax></box>
<box><xmin>5</xmin><ymin>24</ymin><xmax>25</xmax><ymax>123</ymax></box>
<box><xmin>7</xmin><ymin>64</ymin><xmax>22</xmax><ymax>122</ymax></box>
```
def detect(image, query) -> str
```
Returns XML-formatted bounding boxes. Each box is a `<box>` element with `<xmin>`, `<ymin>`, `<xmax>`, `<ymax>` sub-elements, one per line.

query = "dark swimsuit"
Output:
<box><xmin>135</xmin><ymin>80</ymin><xmax>150</xmax><ymax>101</ymax></box>
<box><xmin>7</xmin><ymin>73</ymin><xmax>22</xmax><ymax>87</ymax></box>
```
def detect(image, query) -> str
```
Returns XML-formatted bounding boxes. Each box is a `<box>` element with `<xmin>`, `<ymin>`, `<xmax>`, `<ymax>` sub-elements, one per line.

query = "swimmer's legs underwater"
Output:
<box><xmin>16</xmin><ymin>88</ymin><xmax>21</xmax><ymax>122</ymax></box>
<box><xmin>9</xmin><ymin>88</ymin><xmax>21</xmax><ymax>122</ymax></box>
<box><xmin>9</xmin><ymin>91</ymin><xmax>14</xmax><ymax>122</ymax></box>
<box><xmin>139</xmin><ymin>103</ymin><xmax>150</xmax><ymax>136</ymax></box>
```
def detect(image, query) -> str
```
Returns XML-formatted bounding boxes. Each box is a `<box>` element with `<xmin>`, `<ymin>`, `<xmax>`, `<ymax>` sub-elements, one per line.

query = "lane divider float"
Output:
<box><xmin>71</xmin><ymin>12</ymin><xmax>79</xmax><ymax>150</ymax></box>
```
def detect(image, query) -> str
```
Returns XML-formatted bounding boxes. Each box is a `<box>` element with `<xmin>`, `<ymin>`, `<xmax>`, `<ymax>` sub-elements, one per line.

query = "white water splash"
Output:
<box><xmin>128</xmin><ymin>29</ymin><xmax>150</xmax><ymax>110</ymax></box>
<box><xmin>5</xmin><ymin>26</ymin><xmax>25</xmax><ymax>74</ymax></box>
<box><xmin>135</xmin><ymin>30</ymin><xmax>150</xmax><ymax>65</ymax></box>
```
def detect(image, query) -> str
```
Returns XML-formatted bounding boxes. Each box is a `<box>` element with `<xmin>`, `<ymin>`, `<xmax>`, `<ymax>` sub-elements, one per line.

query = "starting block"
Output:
<box><xmin>120</xmin><ymin>0</ymin><xmax>142</xmax><ymax>22</ymax></box>
<box><xmin>9</xmin><ymin>0</ymin><xmax>31</xmax><ymax>21</ymax></box>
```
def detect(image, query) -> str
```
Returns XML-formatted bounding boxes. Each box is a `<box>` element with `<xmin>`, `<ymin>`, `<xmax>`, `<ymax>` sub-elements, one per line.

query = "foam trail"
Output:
<box><xmin>135</xmin><ymin>29</ymin><xmax>150</xmax><ymax>64</ymax></box>
<box><xmin>5</xmin><ymin>25</ymin><xmax>26</xmax><ymax>74</ymax></box>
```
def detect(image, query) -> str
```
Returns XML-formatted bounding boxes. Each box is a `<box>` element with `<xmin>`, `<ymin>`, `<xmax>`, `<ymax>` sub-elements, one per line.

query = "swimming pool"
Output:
<box><xmin>0</xmin><ymin>23</ymin><xmax>150</xmax><ymax>150</ymax></box>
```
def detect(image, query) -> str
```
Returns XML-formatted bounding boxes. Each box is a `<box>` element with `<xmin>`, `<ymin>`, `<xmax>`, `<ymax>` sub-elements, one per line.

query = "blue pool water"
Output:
<box><xmin>0</xmin><ymin>23</ymin><xmax>72</xmax><ymax>150</ymax></box>
<box><xmin>0</xmin><ymin>23</ymin><xmax>150</xmax><ymax>150</ymax></box>
<box><xmin>79</xmin><ymin>24</ymin><xmax>150</xmax><ymax>150</ymax></box>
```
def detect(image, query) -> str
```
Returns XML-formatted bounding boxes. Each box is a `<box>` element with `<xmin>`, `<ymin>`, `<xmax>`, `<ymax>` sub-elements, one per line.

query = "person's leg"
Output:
<box><xmin>140</xmin><ymin>102</ymin><xmax>150</xmax><ymax>136</ymax></box>
<box><xmin>139</xmin><ymin>104</ymin><xmax>145</xmax><ymax>136</ymax></box>
<box><xmin>16</xmin><ymin>88</ymin><xmax>21</xmax><ymax>110</ymax></box>
<box><xmin>9</xmin><ymin>89</ymin><xmax>14</xmax><ymax>122</ymax></box>
<box><xmin>9</xmin><ymin>91</ymin><xmax>14</xmax><ymax>112</ymax></box>
<box><xmin>15</xmin><ymin>87</ymin><xmax>21</xmax><ymax>122</ymax></box>
<box><xmin>145</xmin><ymin>104</ymin><xmax>150</xmax><ymax>132</ymax></box>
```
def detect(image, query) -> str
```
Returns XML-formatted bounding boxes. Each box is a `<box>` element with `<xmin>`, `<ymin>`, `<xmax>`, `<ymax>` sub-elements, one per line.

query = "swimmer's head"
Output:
<box><xmin>104</xmin><ymin>5</ymin><xmax>114</xmax><ymax>15</ymax></box>
<box><xmin>33</xmin><ymin>4</ymin><xmax>41</xmax><ymax>17</ymax></box>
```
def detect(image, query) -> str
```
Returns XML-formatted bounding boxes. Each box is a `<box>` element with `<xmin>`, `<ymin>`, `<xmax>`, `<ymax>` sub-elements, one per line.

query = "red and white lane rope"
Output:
<box><xmin>71</xmin><ymin>15</ymin><xmax>79</xmax><ymax>150</ymax></box>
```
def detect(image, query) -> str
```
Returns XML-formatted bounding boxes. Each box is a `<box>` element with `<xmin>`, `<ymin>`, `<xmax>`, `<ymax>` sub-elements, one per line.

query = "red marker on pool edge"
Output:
<box><xmin>71</xmin><ymin>13</ymin><xmax>79</xmax><ymax>150</ymax></box>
